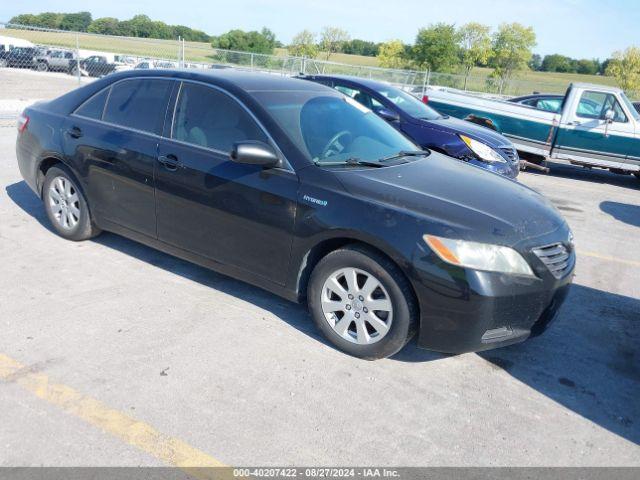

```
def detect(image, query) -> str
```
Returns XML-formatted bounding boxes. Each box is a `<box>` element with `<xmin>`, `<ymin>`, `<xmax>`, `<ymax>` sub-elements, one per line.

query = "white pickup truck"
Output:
<box><xmin>425</xmin><ymin>83</ymin><xmax>640</xmax><ymax>179</ymax></box>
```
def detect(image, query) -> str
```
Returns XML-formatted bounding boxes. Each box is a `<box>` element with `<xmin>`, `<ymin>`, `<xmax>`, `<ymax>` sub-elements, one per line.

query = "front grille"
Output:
<box><xmin>498</xmin><ymin>146</ymin><xmax>519</xmax><ymax>162</ymax></box>
<box><xmin>532</xmin><ymin>243</ymin><xmax>572</xmax><ymax>279</ymax></box>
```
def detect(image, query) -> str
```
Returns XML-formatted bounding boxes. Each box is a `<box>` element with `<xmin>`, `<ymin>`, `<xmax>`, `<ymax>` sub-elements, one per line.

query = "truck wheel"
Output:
<box><xmin>42</xmin><ymin>166</ymin><xmax>101</xmax><ymax>241</ymax></box>
<box><xmin>634</xmin><ymin>172</ymin><xmax>640</xmax><ymax>181</ymax></box>
<box><xmin>308</xmin><ymin>245</ymin><xmax>417</xmax><ymax>360</ymax></box>
<box><xmin>36</xmin><ymin>61</ymin><xmax>48</xmax><ymax>72</ymax></box>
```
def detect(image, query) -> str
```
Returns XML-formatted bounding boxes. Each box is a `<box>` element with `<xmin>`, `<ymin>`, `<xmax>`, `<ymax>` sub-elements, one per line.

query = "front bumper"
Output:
<box><xmin>410</xmin><ymin>239</ymin><xmax>574</xmax><ymax>354</ymax></box>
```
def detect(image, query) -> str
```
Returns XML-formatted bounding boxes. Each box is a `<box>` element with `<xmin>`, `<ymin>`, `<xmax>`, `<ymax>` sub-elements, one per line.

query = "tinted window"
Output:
<box><xmin>75</xmin><ymin>88</ymin><xmax>109</xmax><ymax>120</ymax></box>
<box><xmin>104</xmin><ymin>79</ymin><xmax>173</xmax><ymax>134</ymax></box>
<box><xmin>172</xmin><ymin>83</ymin><xmax>267</xmax><ymax>152</ymax></box>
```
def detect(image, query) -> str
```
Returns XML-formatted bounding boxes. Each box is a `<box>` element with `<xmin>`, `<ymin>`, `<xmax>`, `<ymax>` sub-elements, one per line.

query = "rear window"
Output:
<box><xmin>75</xmin><ymin>88</ymin><xmax>109</xmax><ymax>120</ymax></box>
<box><xmin>103</xmin><ymin>79</ymin><xmax>173</xmax><ymax>134</ymax></box>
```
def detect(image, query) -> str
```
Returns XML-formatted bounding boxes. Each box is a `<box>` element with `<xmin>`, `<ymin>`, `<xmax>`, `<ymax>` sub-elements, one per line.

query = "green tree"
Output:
<box><xmin>490</xmin><ymin>23</ymin><xmax>537</xmax><ymax>93</ymax></box>
<box><xmin>211</xmin><ymin>28</ymin><xmax>277</xmax><ymax>54</ymax></box>
<box><xmin>528</xmin><ymin>53</ymin><xmax>542</xmax><ymax>71</ymax></box>
<box><xmin>319</xmin><ymin>26</ymin><xmax>350</xmax><ymax>60</ymax></box>
<box><xmin>458</xmin><ymin>22</ymin><xmax>491</xmax><ymax>90</ymax></box>
<box><xmin>541</xmin><ymin>54</ymin><xmax>575</xmax><ymax>73</ymax></box>
<box><xmin>576</xmin><ymin>58</ymin><xmax>600</xmax><ymax>75</ymax></box>
<box><xmin>59</xmin><ymin>12</ymin><xmax>92</xmax><ymax>32</ymax></box>
<box><xmin>377</xmin><ymin>40</ymin><xmax>407</xmax><ymax>69</ymax></box>
<box><xmin>411</xmin><ymin>23</ymin><xmax>460</xmax><ymax>72</ymax></box>
<box><xmin>87</xmin><ymin>17</ymin><xmax>120</xmax><ymax>35</ymax></box>
<box><xmin>341</xmin><ymin>39</ymin><xmax>379</xmax><ymax>57</ymax></box>
<box><xmin>606</xmin><ymin>47</ymin><xmax>640</xmax><ymax>96</ymax></box>
<box><xmin>289</xmin><ymin>30</ymin><xmax>319</xmax><ymax>58</ymax></box>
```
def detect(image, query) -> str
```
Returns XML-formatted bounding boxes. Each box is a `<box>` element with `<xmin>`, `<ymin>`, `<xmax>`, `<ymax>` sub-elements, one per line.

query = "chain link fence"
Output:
<box><xmin>1</xmin><ymin>21</ymin><xmax>619</xmax><ymax>112</ymax></box>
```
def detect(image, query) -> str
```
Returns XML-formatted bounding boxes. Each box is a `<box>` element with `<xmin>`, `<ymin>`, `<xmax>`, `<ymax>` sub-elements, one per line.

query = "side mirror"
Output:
<box><xmin>377</xmin><ymin>108</ymin><xmax>400</xmax><ymax>123</ymax></box>
<box><xmin>604</xmin><ymin>109</ymin><xmax>615</xmax><ymax>123</ymax></box>
<box><xmin>230</xmin><ymin>141</ymin><xmax>281</xmax><ymax>168</ymax></box>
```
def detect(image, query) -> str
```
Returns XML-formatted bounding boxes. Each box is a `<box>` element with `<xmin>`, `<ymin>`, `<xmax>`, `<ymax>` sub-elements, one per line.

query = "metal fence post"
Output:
<box><xmin>182</xmin><ymin>38</ymin><xmax>185</xmax><ymax>67</ymax></box>
<box><xmin>250</xmin><ymin>53</ymin><xmax>254</xmax><ymax>70</ymax></box>
<box><xmin>75</xmin><ymin>33</ymin><xmax>81</xmax><ymax>86</ymax></box>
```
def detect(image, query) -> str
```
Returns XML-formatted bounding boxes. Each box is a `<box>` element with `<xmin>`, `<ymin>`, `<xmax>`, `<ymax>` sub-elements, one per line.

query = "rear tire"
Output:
<box><xmin>42</xmin><ymin>165</ymin><xmax>101</xmax><ymax>241</ymax></box>
<box><xmin>36</xmin><ymin>61</ymin><xmax>48</xmax><ymax>72</ymax></box>
<box><xmin>308</xmin><ymin>245</ymin><xmax>417</xmax><ymax>360</ymax></box>
<box><xmin>0</xmin><ymin>59</ymin><xmax>7</xmax><ymax>68</ymax></box>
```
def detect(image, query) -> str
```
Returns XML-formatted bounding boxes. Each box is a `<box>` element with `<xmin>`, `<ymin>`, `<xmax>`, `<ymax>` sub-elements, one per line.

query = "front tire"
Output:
<box><xmin>308</xmin><ymin>245</ymin><xmax>417</xmax><ymax>360</ymax></box>
<box><xmin>42</xmin><ymin>166</ymin><xmax>101</xmax><ymax>241</ymax></box>
<box><xmin>36</xmin><ymin>61</ymin><xmax>48</xmax><ymax>72</ymax></box>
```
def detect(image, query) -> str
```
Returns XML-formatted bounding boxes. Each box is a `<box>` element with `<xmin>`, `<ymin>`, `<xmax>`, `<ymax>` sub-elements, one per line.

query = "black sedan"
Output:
<box><xmin>16</xmin><ymin>70</ymin><xmax>574</xmax><ymax>359</ymax></box>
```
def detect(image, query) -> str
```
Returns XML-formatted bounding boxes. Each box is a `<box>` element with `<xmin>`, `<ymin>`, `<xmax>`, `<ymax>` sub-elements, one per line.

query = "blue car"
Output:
<box><xmin>300</xmin><ymin>75</ymin><xmax>520</xmax><ymax>179</ymax></box>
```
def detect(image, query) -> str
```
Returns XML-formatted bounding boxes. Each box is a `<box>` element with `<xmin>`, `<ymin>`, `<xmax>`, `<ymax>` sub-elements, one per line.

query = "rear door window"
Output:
<box><xmin>172</xmin><ymin>82</ymin><xmax>268</xmax><ymax>152</ymax></box>
<box><xmin>103</xmin><ymin>78</ymin><xmax>173</xmax><ymax>134</ymax></box>
<box><xmin>75</xmin><ymin>88</ymin><xmax>110</xmax><ymax>120</ymax></box>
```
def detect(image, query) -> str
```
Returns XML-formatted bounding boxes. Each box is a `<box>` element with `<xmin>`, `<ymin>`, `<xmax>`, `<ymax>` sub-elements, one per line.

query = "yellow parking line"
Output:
<box><xmin>578</xmin><ymin>250</ymin><xmax>640</xmax><ymax>268</ymax></box>
<box><xmin>0</xmin><ymin>353</ymin><xmax>227</xmax><ymax>479</ymax></box>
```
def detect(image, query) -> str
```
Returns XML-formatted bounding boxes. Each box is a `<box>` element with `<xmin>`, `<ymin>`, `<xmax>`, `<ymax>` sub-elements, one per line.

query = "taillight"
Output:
<box><xmin>422</xmin><ymin>95</ymin><xmax>429</xmax><ymax>104</ymax></box>
<box><xmin>17</xmin><ymin>112</ymin><xmax>29</xmax><ymax>133</ymax></box>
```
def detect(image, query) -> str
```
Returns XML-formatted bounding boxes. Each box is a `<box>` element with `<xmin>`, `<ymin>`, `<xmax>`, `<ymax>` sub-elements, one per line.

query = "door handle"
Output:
<box><xmin>66</xmin><ymin>126</ymin><xmax>83</xmax><ymax>138</ymax></box>
<box><xmin>158</xmin><ymin>154</ymin><xmax>181</xmax><ymax>171</ymax></box>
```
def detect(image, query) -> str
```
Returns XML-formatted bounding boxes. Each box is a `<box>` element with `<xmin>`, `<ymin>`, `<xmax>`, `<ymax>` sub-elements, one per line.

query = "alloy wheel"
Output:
<box><xmin>320</xmin><ymin>267</ymin><xmax>393</xmax><ymax>345</ymax></box>
<box><xmin>48</xmin><ymin>176</ymin><xmax>80</xmax><ymax>230</ymax></box>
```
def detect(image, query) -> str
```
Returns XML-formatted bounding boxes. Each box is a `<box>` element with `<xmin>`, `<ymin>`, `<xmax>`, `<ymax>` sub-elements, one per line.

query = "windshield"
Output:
<box><xmin>620</xmin><ymin>92</ymin><xmax>640</xmax><ymax>121</ymax></box>
<box><xmin>374</xmin><ymin>85</ymin><xmax>442</xmax><ymax>120</ymax></box>
<box><xmin>253</xmin><ymin>91</ymin><xmax>418</xmax><ymax>165</ymax></box>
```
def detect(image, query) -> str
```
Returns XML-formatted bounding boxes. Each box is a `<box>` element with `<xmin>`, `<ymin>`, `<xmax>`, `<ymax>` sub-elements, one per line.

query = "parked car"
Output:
<box><xmin>70</xmin><ymin>55</ymin><xmax>128</xmax><ymax>77</ymax></box>
<box><xmin>427</xmin><ymin>83</ymin><xmax>640</xmax><ymax>180</ymax></box>
<box><xmin>135</xmin><ymin>60</ymin><xmax>178</xmax><ymax>70</ymax></box>
<box><xmin>16</xmin><ymin>70</ymin><xmax>574</xmax><ymax>359</ymax></box>
<box><xmin>34</xmin><ymin>48</ymin><xmax>76</xmax><ymax>73</ymax></box>
<box><xmin>0</xmin><ymin>46</ymin><xmax>40</xmax><ymax>69</ymax></box>
<box><xmin>300</xmin><ymin>75</ymin><xmax>520</xmax><ymax>179</ymax></box>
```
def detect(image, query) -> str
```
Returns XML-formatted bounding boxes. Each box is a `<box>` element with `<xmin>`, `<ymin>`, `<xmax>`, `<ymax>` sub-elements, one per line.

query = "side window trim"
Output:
<box><xmin>168</xmin><ymin>79</ymin><xmax>294</xmax><ymax>172</ymax></box>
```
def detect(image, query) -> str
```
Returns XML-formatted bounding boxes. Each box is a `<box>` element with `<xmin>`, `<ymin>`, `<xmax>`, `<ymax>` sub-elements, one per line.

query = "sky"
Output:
<box><xmin>1</xmin><ymin>0</ymin><xmax>638</xmax><ymax>59</ymax></box>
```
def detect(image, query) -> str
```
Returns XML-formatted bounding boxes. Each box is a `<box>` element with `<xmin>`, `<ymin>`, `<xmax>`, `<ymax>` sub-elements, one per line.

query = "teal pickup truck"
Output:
<box><xmin>425</xmin><ymin>83</ymin><xmax>640</xmax><ymax>180</ymax></box>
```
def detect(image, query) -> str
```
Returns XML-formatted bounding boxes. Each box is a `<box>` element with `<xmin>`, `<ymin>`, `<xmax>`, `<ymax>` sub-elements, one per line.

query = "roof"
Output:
<box><xmin>114</xmin><ymin>68</ymin><xmax>330</xmax><ymax>93</ymax></box>
<box><xmin>570</xmin><ymin>82</ymin><xmax>623</xmax><ymax>93</ymax></box>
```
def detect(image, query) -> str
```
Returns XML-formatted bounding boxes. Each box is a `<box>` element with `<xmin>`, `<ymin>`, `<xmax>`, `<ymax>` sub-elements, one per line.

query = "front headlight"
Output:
<box><xmin>424</xmin><ymin>234</ymin><xmax>535</xmax><ymax>277</ymax></box>
<box><xmin>460</xmin><ymin>135</ymin><xmax>506</xmax><ymax>163</ymax></box>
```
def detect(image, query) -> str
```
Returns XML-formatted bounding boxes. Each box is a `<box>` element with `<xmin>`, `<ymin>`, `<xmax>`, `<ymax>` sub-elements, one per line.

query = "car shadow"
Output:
<box><xmin>479</xmin><ymin>283</ymin><xmax>640</xmax><ymax>446</ymax></box>
<box><xmin>600</xmin><ymin>201</ymin><xmax>640</xmax><ymax>228</ymax></box>
<box><xmin>6</xmin><ymin>180</ymin><xmax>639</xmax><ymax>445</ymax></box>
<box><xmin>527</xmin><ymin>161</ymin><xmax>640</xmax><ymax>190</ymax></box>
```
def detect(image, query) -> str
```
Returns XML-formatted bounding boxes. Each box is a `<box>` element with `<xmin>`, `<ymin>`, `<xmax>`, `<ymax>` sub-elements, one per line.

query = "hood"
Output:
<box><xmin>414</xmin><ymin>115</ymin><xmax>512</xmax><ymax>148</ymax></box>
<box><xmin>333</xmin><ymin>153</ymin><xmax>566</xmax><ymax>247</ymax></box>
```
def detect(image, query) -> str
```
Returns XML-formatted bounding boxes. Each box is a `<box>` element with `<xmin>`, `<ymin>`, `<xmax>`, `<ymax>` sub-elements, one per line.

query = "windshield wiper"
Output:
<box><xmin>314</xmin><ymin>157</ymin><xmax>384</xmax><ymax>168</ymax></box>
<box><xmin>378</xmin><ymin>150</ymin><xmax>430</xmax><ymax>162</ymax></box>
